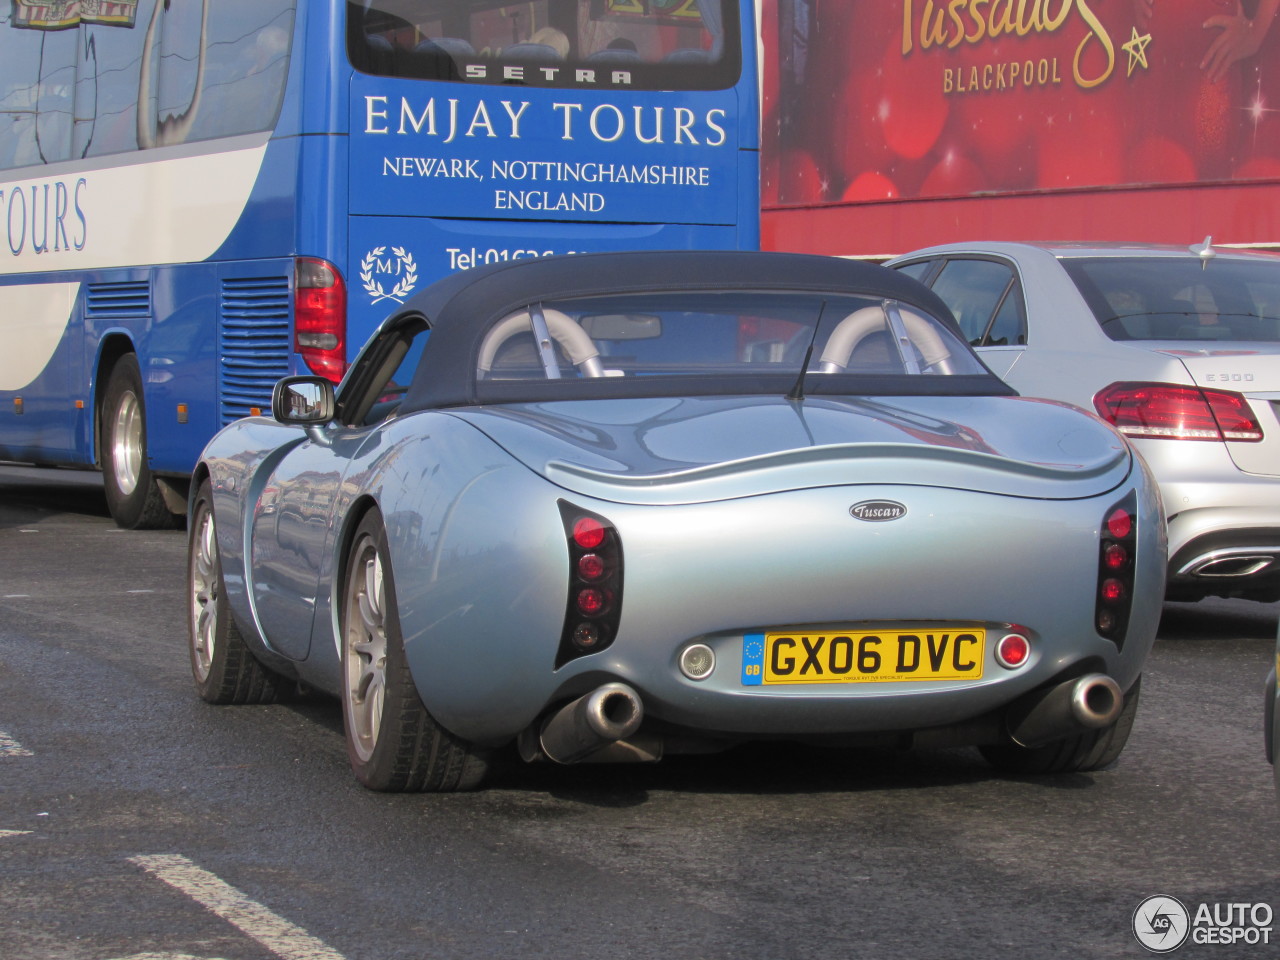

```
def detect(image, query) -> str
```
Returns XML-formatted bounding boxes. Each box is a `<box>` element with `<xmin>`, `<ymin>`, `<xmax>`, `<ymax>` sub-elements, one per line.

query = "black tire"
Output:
<box><xmin>187</xmin><ymin>478</ymin><xmax>281</xmax><ymax>704</ymax></box>
<box><xmin>340</xmin><ymin>510</ymin><xmax>489</xmax><ymax>792</ymax></box>
<box><xmin>981</xmin><ymin>677</ymin><xmax>1142</xmax><ymax>774</ymax></box>
<box><xmin>101</xmin><ymin>354</ymin><xmax>178</xmax><ymax>530</ymax></box>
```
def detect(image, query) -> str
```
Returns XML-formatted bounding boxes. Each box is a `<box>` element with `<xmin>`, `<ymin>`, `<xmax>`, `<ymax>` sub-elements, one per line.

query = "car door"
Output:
<box><xmin>247</xmin><ymin>315</ymin><xmax>430</xmax><ymax>661</ymax></box>
<box><xmin>894</xmin><ymin>256</ymin><xmax>1028</xmax><ymax>380</ymax></box>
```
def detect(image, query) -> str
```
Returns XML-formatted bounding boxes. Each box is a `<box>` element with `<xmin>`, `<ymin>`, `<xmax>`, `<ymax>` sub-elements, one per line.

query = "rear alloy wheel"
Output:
<box><xmin>188</xmin><ymin>478</ymin><xmax>281</xmax><ymax>704</ymax></box>
<box><xmin>101</xmin><ymin>354</ymin><xmax>178</xmax><ymax>529</ymax></box>
<box><xmin>981</xmin><ymin>677</ymin><xmax>1142</xmax><ymax>774</ymax></box>
<box><xmin>341</xmin><ymin>510</ymin><xmax>489</xmax><ymax>791</ymax></box>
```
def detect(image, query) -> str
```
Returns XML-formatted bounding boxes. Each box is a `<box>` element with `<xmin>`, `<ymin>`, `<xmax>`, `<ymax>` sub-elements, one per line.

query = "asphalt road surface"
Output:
<box><xmin>0</xmin><ymin>463</ymin><xmax>1276</xmax><ymax>960</ymax></box>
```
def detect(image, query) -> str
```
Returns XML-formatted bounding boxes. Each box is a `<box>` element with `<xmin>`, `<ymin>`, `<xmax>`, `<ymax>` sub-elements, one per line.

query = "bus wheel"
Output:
<box><xmin>101</xmin><ymin>354</ymin><xmax>177</xmax><ymax>530</ymax></box>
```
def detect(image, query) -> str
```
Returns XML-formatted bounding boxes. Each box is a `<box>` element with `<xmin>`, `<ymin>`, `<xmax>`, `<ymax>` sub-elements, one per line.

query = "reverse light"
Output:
<box><xmin>295</xmin><ymin>257</ymin><xmax>347</xmax><ymax>383</ymax></box>
<box><xmin>679</xmin><ymin>643</ymin><xmax>716</xmax><ymax>681</ymax></box>
<box><xmin>573</xmin><ymin>623</ymin><xmax>601</xmax><ymax>650</ymax></box>
<box><xmin>1096</xmin><ymin>493</ymin><xmax>1138</xmax><ymax>645</ymax></box>
<box><xmin>1094</xmin><ymin>381</ymin><xmax>1263</xmax><ymax>442</ymax></box>
<box><xmin>558</xmin><ymin>501</ymin><xmax>624</xmax><ymax>667</ymax></box>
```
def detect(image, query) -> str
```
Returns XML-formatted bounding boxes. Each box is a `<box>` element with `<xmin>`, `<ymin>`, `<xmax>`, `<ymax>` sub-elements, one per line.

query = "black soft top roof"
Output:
<box><xmin>397</xmin><ymin>250</ymin><xmax>1008</xmax><ymax>410</ymax></box>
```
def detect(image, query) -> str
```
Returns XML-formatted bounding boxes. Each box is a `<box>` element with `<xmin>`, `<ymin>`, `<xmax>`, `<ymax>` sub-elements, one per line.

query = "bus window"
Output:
<box><xmin>4</xmin><ymin>0</ymin><xmax>295</xmax><ymax>168</ymax></box>
<box><xmin>0</xmin><ymin>24</ymin><xmax>76</xmax><ymax>166</ymax></box>
<box><xmin>139</xmin><ymin>0</ymin><xmax>296</xmax><ymax>151</ymax></box>
<box><xmin>167</xmin><ymin>2</ymin><xmax>294</xmax><ymax>144</ymax></box>
<box><xmin>73</xmin><ymin>11</ymin><xmax>149</xmax><ymax>159</ymax></box>
<box><xmin>347</xmin><ymin>0</ymin><xmax>740</xmax><ymax>90</ymax></box>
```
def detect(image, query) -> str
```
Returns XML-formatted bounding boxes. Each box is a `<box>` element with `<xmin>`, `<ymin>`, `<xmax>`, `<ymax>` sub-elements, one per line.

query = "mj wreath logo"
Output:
<box><xmin>360</xmin><ymin>246</ymin><xmax>418</xmax><ymax>305</ymax></box>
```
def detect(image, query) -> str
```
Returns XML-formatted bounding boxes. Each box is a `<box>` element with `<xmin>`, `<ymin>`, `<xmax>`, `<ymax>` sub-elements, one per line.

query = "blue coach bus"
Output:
<box><xmin>0</xmin><ymin>0</ymin><xmax>759</xmax><ymax>528</ymax></box>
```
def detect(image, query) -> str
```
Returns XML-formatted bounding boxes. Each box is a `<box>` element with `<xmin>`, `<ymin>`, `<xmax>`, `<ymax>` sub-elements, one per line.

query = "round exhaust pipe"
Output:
<box><xmin>1008</xmin><ymin>673</ymin><xmax>1123</xmax><ymax>748</ymax></box>
<box><xmin>1070</xmin><ymin>674</ymin><xmax>1123</xmax><ymax>728</ymax></box>
<box><xmin>539</xmin><ymin>682</ymin><xmax>644</xmax><ymax>764</ymax></box>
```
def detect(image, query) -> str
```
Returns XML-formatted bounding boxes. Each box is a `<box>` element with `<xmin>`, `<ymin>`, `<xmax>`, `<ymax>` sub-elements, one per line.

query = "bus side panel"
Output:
<box><xmin>0</xmin><ymin>278</ymin><xmax>83</xmax><ymax>465</ymax></box>
<box><xmin>141</xmin><ymin>257</ymin><xmax>296</xmax><ymax>477</ymax></box>
<box><xmin>139</xmin><ymin>262</ymin><xmax>220</xmax><ymax>477</ymax></box>
<box><xmin>294</xmin><ymin>130</ymin><xmax>348</xmax><ymax>287</ymax></box>
<box><xmin>205</xmin><ymin>137</ymin><xmax>303</xmax><ymax>265</ymax></box>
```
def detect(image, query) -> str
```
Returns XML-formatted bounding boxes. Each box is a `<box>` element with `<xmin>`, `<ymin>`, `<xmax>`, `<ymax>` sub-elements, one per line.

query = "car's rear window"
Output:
<box><xmin>476</xmin><ymin>292</ymin><xmax>988</xmax><ymax>385</ymax></box>
<box><xmin>1062</xmin><ymin>256</ymin><xmax>1280</xmax><ymax>343</ymax></box>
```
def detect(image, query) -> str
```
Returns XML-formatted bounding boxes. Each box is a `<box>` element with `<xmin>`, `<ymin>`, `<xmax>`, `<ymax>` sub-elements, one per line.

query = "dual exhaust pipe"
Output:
<box><xmin>531</xmin><ymin>673</ymin><xmax>1126</xmax><ymax>763</ymax></box>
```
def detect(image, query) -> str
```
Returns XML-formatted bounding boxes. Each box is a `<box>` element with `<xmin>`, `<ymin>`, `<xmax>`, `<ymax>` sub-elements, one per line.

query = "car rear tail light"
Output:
<box><xmin>295</xmin><ymin>257</ymin><xmax>347</xmax><ymax>383</ymax></box>
<box><xmin>558</xmin><ymin>501</ymin><xmax>623</xmax><ymax>667</ymax></box>
<box><xmin>1096</xmin><ymin>494</ymin><xmax>1137</xmax><ymax>645</ymax></box>
<box><xmin>1093</xmin><ymin>381</ymin><xmax>1263</xmax><ymax>442</ymax></box>
<box><xmin>573</xmin><ymin>517</ymin><xmax>606</xmax><ymax>550</ymax></box>
<box><xmin>578</xmin><ymin>554</ymin><xmax>607</xmax><ymax>581</ymax></box>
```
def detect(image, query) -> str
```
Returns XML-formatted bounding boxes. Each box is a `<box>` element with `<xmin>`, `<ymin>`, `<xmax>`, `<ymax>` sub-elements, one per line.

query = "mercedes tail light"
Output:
<box><xmin>557</xmin><ymin>501</ymin><xmax>623</xmax><ymax>668</ymax></box>
<box><xmin>1096</xmin><ymin>493</ymin><xmax>1137</xmax><ymax>646</ymax></box>
<box><xmin>295</xmin><ymin>257</ymin><xmax>347</xmax><ymax>383</ymax></box>
<box><xmin>1094</xmin><ymin>381</ymin><xmax>1263</xmax><ymax>442</ymax></box>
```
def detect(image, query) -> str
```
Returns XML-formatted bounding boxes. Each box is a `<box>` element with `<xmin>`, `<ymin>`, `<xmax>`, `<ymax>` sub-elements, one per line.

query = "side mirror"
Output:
<box><xmin>272</xmin><ymin>376</ymin><xmax>335</xmax><ymax>425</ymax></box>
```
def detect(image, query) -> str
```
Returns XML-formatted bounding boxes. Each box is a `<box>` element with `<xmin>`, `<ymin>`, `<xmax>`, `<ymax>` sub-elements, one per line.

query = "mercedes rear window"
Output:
<box><xmin>1062</xmin><ymin>256</ymin><xmax>1280</xmax><ymax>343</ymax></box>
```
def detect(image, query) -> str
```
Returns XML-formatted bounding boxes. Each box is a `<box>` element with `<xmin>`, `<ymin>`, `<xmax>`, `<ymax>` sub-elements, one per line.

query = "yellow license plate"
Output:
<box><xmin>741</xmin><ymin>630</ymin><xmax>986</xmax><ymax>685</ymax></box>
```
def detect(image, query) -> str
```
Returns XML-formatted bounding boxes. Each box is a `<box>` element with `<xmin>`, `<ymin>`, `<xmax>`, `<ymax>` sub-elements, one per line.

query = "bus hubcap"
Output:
<box><xmin>112</xmin><ymin>391</ymin><xmax>143</xmax><ymax>496</ymax></box>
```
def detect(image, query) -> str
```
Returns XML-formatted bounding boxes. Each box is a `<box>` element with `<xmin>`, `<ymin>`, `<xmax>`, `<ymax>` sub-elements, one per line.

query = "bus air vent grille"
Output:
<box><xmin>219</xmin><ymin>275</ymin><xmax>291</xmax><ymax>425</ymax></box>
<box><xmin>85</xmin><ymin>281</ymin><xmax>150</xmax><ymax>319</ymax></box>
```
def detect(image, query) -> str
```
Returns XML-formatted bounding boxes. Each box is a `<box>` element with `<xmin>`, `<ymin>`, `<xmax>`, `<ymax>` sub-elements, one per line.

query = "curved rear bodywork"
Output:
<box><xmin>193</xmin><ymin>250</ymin><xmax>1167</xmax><ymax>778</ymax></box>
<box><xmin>370</xmin><ymin>395</ymin><xmax>1161</xmax><ymax>746</ymax></box>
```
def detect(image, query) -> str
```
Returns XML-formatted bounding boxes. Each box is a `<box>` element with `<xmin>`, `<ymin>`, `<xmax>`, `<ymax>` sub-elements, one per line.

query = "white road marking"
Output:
<box><xmin>130</xmin><ymin>855</ymin><xmax>347</xmax><ymax>960</ymax></box>
<box><xmin>3</xmin><ymin>594</ymin><xmax>31</xmax><ymax>599</ymax></box>
<box><xmin>107</xmin><ymin>954</ymin><xmax>229</xmax><ymax>960</ymax></box>
<box><xmin>0</xmin><ymin>730</ymin><xmax>33</xmax><ymax>756</ymax></box>
<box><xmin>0</xmin><ymin>829</ymin><xmax>32</xmax><ymax>839</ymax></box>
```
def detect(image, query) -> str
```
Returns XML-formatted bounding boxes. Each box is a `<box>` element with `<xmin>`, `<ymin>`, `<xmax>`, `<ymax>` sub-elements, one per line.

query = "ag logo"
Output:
<box><xmin>360</xmin><ymin>246</ymin><xmax>417</xmax><ymax>305</ymax></box>
<box><xmin>1133</xmin><ymin>895</ymin><xmax>1190</xmax><ymax>953</ymax></box>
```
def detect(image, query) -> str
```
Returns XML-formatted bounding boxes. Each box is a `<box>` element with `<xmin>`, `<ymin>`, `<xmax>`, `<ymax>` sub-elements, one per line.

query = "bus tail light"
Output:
<box><xmin>557</xmin><ymin>501</ymin><xmax>623</xmax><ymax>668</ymax></box>
<box><xmin>1093</xmin><ymin>381</ymin><xmax>1263</xmax><ymax>442</ymax></box>
<box><xmin>294</xmin><ymin>258</ymin><xmax>347</xmax><ymax>383</ymax></box>
<box><xmin>1096</xmin><ymin>493</ymin><xmax>1137</xmax><ymax>646</ymax></box>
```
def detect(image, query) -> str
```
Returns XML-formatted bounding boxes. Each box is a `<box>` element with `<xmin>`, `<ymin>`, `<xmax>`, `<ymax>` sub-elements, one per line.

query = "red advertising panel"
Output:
<box><xmin>762</xmin><ymin>0</ymin><xmax>1280</xmax><ymax>256</ymax></box>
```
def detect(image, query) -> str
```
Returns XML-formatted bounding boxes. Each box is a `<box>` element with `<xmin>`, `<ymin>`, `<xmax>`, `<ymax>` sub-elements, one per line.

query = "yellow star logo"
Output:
<box><xmin>1122</xmin><ymin>27</ymin><xmax>1152</xmax><ymax>76</ymax></box>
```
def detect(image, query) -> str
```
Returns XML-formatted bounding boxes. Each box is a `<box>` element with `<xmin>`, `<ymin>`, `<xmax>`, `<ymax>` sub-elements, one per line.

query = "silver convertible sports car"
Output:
<box><xmin>889</xmin><ymin>241</ymin><xmax>1280</xmax><ymax>603</ymax></box>
<box><xmin>187</xmin><ymin>251</ymin><xmax>1164</xmax><ymax>791</ymax></box>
